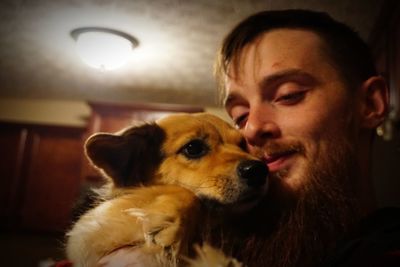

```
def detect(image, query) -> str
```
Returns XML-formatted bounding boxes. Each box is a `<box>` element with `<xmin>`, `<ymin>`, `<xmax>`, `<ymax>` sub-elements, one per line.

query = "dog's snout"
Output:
<box><xmin>237</xmin><ymin>160</ymin><xmax>268</xmax><ymax>187</ymax></box>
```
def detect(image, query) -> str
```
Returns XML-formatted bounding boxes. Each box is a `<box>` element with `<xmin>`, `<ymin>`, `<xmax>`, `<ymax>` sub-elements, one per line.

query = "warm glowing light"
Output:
<box><xmin>71</xmin><ymin>28</ymin><xmax>138</xmax><ymax>70</ymax></box>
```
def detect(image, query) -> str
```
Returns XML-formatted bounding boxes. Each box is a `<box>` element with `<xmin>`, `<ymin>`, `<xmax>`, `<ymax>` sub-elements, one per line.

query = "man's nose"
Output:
<box><xmin>242</xmin><ymin>105</ymin><xmax>280</xmax><ymax>146</ymax></box>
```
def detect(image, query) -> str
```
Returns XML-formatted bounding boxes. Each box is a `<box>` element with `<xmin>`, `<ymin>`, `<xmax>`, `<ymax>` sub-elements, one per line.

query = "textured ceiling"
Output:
<box><xmin>0</xmin><ymin>0</ymin><xmax>385</xmax><ymax>107</ymax></box>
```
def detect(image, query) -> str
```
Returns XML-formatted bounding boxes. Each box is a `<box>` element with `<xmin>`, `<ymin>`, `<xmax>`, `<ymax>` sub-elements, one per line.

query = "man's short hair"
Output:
<box><xmin>215</xmin><ymin>9</ymin><xmax>377</xmax><ymax>102</ymax></box>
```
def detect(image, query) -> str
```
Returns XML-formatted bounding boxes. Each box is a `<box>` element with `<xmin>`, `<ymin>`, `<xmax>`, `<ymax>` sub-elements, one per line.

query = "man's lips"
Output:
<box><xmin>263</xmin><ymin>151</ymin><xmax>296</xmax><ymax>172</ymax></box>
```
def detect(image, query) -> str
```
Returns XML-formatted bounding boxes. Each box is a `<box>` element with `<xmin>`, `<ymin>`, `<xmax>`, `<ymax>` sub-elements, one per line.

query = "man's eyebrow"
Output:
<box><xmin>259</xmin><ymin>68</ymin><xmax>318</xmax><ymax>89</ymax></box>
<box><xmin>223</xmin><ymin>93</ymin><xmax>239</xmax><ymax>110</ymax></box>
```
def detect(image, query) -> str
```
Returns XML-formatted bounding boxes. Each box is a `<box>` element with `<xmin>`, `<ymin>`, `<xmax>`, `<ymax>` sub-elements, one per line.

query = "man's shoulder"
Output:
<box><xmin>325</xmin><ymin>207</ymin><xmax>400</xmax><ymax>267</ymax></box>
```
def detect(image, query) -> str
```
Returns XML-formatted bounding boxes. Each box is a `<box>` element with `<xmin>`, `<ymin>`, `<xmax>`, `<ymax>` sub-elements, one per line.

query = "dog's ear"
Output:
<box><xmin>85</xmin><ymin>123</ymin><xmax>165</xmax><ymax>187</ymax></box>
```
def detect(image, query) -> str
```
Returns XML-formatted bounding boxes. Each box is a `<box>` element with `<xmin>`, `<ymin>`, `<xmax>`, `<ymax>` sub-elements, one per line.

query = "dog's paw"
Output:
<box><xmin>96</xmin><ymin>245</ymin><xmax>161</xmax><ymax>267</ymax></box>
<box><xmin>124</xmin><ymin>186</ymin><xmax>200</xmax><ymax>254</ymax></box>
<box><xmin>126</xmin><ymin>208</ymin><xmax>180</xmax><ymax>248</ymax></box>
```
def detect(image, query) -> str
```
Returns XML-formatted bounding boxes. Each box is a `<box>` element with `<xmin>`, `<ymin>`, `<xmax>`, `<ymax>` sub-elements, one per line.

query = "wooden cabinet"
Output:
<box><xmin>86</xmin><ymin>101</ymin><xmax>204</xmax><ymax>133</ymax></box>
<box><xmin>0</xmin><ymin>123</ymin><xmax>85</xmax><ymax>232</ymax></box>
<box><xmin>0</xmin><ymin>126</ymin><xmax>27</xmax><ymax>226</ymax></box>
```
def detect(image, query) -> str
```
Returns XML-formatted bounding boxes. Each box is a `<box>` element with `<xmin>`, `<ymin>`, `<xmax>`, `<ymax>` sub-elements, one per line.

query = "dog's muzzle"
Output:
<box><xmin>237</xmin><ymin>160</ymin><xmax>268</xmax><ymax>188</ymax></box>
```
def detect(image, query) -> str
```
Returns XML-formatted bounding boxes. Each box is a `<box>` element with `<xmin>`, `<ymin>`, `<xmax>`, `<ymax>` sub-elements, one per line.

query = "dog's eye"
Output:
<box><xmin>179</xmin><ymin>139</ymin><xmax>209</xmax><ymax>159</ymax></box>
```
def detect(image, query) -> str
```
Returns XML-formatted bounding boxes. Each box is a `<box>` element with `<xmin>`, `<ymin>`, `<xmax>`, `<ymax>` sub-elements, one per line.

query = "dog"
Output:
<box><xmin>66</xmin><ymin>112</ymin><xmax>268</xmax><ymax>267</ymax></box>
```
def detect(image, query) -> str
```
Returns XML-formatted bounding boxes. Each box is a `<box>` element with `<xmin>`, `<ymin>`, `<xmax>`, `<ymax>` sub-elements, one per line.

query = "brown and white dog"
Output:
<box><xmin>66</xmin><ymin>113</ymin><xmax>268</xmax><ymax>267</ymax></box>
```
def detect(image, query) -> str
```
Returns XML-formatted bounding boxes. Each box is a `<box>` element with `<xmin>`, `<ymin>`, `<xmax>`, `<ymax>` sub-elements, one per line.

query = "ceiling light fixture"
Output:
<box><xmin>71</xmin><ymin>27</ymin><xmax>139</xmax><ymax>70</ymax></box>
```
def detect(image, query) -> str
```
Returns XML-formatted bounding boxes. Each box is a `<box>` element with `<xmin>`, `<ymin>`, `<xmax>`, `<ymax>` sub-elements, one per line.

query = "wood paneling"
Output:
<box><xmin>0</xmin><ymin>126</ymin><xmax>27</xmax><ymax>227</ymax></box>
<box><xmin>0</xmin><ymin>123</ymin><xmax>85</xmax><ymax>232</ymax></box>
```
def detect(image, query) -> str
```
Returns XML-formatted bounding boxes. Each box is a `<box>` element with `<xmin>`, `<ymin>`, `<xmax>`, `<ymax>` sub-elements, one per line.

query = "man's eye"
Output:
<box><xmin>276</xmin><ymin>91</ymin><xmax>306</xmax><ymax>104</ymax></box>
<box><xmin>179</xmin><ymin>139</ymin><xmax>209</xmax><ymax>159</ymax></box>
<box><xmin>233</xmin><ymin>114</ymin><xmax>247</xmax><ymax>129</ymax></box>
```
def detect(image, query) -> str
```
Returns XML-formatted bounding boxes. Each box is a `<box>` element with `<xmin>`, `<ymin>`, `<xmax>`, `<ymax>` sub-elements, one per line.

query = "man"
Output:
<box><xmin>214</xmin><ymin>9</ymin><xmax>400</xmax><ymax>267</ymax></box>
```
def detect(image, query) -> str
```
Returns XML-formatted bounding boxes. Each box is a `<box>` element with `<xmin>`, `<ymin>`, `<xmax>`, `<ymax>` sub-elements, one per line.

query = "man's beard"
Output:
<box><xmin>214</xmin><ymin>133</ymin><xmax>362</xmax><ymax>267</ymax></box>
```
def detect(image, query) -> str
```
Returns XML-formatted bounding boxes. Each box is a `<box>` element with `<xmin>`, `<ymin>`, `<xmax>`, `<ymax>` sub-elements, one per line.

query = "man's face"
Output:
<box><xmin>224</xmin><ymin>29</ymin><xmax>359</xmax><ymax>196</ymax></box>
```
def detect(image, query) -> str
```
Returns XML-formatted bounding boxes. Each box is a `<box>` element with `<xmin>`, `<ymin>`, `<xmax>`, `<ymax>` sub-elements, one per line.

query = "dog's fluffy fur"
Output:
<box><xmin>66</xmin><ymin>113</ymin><xmax>268</xmax><ymax>267</ymax></box>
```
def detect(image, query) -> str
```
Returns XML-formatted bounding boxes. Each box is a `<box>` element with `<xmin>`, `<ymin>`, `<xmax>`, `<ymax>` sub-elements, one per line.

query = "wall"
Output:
<box><xmin>0</xmin><ymin>98</ymin><xmax>231</xmax><ymax>127</ymax></box>
<box><xmin>0</xmin><ymin>98</ymin><xmax>90</xmax><ymax>127</ymax></box>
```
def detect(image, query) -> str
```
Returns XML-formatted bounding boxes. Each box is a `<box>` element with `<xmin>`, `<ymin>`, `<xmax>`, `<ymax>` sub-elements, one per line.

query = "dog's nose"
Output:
<box><xmin>237</xmin><ymin>160</ymin><xmax>268</xmax><ymax>187</ymax></box>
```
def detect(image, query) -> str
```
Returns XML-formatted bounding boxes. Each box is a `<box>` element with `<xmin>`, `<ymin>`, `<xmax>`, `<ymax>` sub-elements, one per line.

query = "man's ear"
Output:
<box><xmin>359</xmin><ymin>76</ymin><xmax>389</xmax><ymax>129</ymax></box>
<box><xmin>85</xmin><ymin>123</ymin><xmax>165</xmax><ymax>187</ymax></box>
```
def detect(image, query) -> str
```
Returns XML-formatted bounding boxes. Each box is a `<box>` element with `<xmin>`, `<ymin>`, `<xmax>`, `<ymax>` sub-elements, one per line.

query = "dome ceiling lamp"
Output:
<box><xmin>71</xmin><ymin>27</ymin><xmax>139</xmax><ymax>71</ymax></box>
